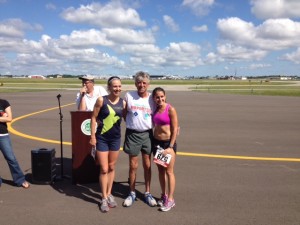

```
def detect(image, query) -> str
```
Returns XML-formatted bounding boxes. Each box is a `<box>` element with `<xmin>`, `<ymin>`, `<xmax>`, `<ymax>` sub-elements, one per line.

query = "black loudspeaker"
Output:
<box><xmin>31</xmin><ymin>148</ymin><xmax>56</xmax><ymax>184</ymax></box>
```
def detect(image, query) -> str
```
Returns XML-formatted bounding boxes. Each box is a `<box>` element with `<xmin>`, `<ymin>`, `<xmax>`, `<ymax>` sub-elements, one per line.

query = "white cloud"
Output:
<box><xmin>0</xmin><ymin>37</ymin><xmax>46</xmax><ymax>54</ymax></box>
<box><xmin>0</xmin><ymin>54</ymin><xmax>11</xmax><ymax>70</ymax></box>
<box><xmin>58</xmin><ymin>29</ymin><xmax>114</xmax><ymax>48</ymax></box>
<box><xmin>0</xmin><ymin>24</ymin><xmax>24</xmax><ymax>38</ymax></box>
<box><xmin>182</xmin><ymin>0</ymin><xmax>215</xmax><ymax>16</ymax></box>
<box><xmin>0</xmin><ymin>18</ymin><xmax>43</xmax><ymax>39</ymax></box>
<box><xmin>217</xmin><ymin>43</ymin><xmax>267</xmax><ymax>61</ymax></box>
<box><xmin>54</xmin><ymin>27</ymin><xmax>155</xmax><ymax>50</ymax></box>
<box><xmin>118</xmin><ymin>44</ymin><xmax>160</xmax><ymax>55</ymax></box>
<box><xmin>0</xmin><ymin>19</ymin><xmax>28</xmax><ymax>38</ymax></box>
<box><xmin>0</xmin><ymin>29</ymin><xmax>128</xmax><ymax>75</ymax></box>
<box><xmin>217</xmin><ymin>17</ymin><xmax>300</xmax><ymax>51</ymax></box>
<box><xmin>217</xmin><ymin>17</ymin><xmax>256</xmax><ymax>43</ymax></box>
<box><xmin>61</xmin><ymin>2</ymin><xmax>146</xmax><ymax>28</ymax></box>
<box><xmin>282</xmin><ymin>48</ymin><xmax>300</xmax><ymax>64</ymax></box>
<box><xmin>163</xmin><ymin>15</ymin><xmax>179</xmax><ymax>32</ymax></box>
<box><xmin>129</xmin><ymin>42</ymin><xmax>203</xmax><ymax>69</ymax></box>
<box><xmin>17</xmin><ymin>53</ymin><xmax>59</xmax><ymax>65</ymax></box>
<box><xmin>192</xmin><ymin>25</ymin><xmax>208</xmax><ymax>32</ymax></box>
<box><xmin>257</xmin><ymin>18</ymin><xmax>300</xmax><ymax>40</ymax></box>
<box><xmin>249</xmin><ymin>63</ymin><xmax>271</xmax><ymax>70</ymax></box>
<box><xmin>103</xmin><ymin>28</ymin><xmax>155</xmax><ymax>44</ymax></box>
<box><xmin>204</xmin><ymin>52</ymin><xmax>222</xmax><ymax>64</ymax></box>
<box><xmin>162</xmin><ymin>42</ymin><xmax>202</xmax><ymax>67</ymax></box>
<box><xmin>251</xmin><ymin>0</ymin><xmax>300</xmax><ymax>19</ymax></box>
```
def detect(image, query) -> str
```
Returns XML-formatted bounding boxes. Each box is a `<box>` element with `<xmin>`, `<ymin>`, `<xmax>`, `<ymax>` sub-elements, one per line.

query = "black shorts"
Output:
<box><xmin>152</xmin><ymin>138</ymin><xmax>177</xmax><ymax>155</ymax></box>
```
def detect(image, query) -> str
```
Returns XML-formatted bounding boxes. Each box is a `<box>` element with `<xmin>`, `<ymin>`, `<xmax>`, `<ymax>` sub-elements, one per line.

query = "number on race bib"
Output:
<box><xmin>153</xmin><ymin>145</ymin><xmax>172</xmax><ymax>167</ymax></box>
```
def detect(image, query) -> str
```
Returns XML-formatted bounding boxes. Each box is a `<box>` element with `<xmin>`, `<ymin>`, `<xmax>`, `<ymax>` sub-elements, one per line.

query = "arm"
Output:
<box><xmin>89</xmin><ymin>96</ymin><xmax>103</xmax><ymax>147</ymax></box>
<box><xmin>77</xmin><ymin>85</ymin><xmax>88</xmax><ymax>111</ymax></box>
<box><xmin>123</xmin><ymin>92</ymin><xmax>129</xmax><ymax>121</ymax></box>
<box><xmin>0</xmin><ymin>106</ymin><xmax>12</xmax><ymax>123</ymax></box>
<box><xmin>122</xmin><ymin>100</ymin><xmax>127</xmax><ymax>121</ymax></box>
<box><xmin>166</xmin><ymin>105</ymin><xmax>178</xmax><ymax>153</ymax></box>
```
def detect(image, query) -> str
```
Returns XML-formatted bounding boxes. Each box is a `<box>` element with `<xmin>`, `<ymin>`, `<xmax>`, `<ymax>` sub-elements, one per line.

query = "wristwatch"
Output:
<box><xmin>169</xmin><ymin>144</ymin><xmax>174</xmax><ymax>148</ymax></box>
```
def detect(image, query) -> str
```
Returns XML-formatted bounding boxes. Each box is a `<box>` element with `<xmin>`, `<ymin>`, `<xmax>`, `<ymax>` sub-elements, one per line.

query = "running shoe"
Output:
<box><xmin>123</xmin><ymin>191</ymin><xmax>136</xmax><ymax>207</ymax></box>
<box><xmin>144</xmin><ymin>192</ymin><xmax>157</xmax><ymax>207</ymax></box>
<box><xmin>100</xmin><ymin>198</ymin><xmax>109</xmax><ymax>213</ymax></box>
<box><xmin>107</xmin><ymin>194</ymin><xmax>117</xmax><ymax>208</ymax></box>
<box><xmin>157</xmin><ymin>194</ymin><xmax>168</xmax><ymax>207</ymax></box>
<box><xmin>160</xmin><ymin>199</ymin><xmax>175</xmax><ymax>212</ymax></box>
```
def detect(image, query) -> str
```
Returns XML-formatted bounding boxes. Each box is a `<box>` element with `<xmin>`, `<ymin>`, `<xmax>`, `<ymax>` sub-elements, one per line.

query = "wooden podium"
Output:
<box><xmin>70</xmin><ymin>111</ymin><xmax>99</xmax><ymax>184</ymax></box>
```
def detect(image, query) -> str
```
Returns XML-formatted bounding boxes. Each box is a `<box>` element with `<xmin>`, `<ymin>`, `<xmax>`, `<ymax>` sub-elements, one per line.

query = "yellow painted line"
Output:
<box><xmin>8</xmin><ymin>103</ymin><xmax>74</xmax><ymax>145</ymax></box>
<box><xmin>7</xmin><ymin>103</ymin><xmax>300</xmax><ymax>162</ymax></box>
<box><xmin>177</xmin><ymin>152</ymin><xmax>300</xmax><ymax>162</ymax></box>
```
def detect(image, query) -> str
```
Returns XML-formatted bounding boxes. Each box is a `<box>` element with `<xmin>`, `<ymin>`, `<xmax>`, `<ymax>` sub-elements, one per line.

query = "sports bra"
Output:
<box><xmin>153</xmin><ymin>103</ymin><xmax>171</xmax><ymax>126</ymax></box>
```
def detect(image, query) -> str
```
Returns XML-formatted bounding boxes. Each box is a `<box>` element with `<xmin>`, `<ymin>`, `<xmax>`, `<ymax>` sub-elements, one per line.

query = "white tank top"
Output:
<box><xmin>125</xmin><ymin>91</ymin><xmax>154</xmax><ymax>132</ymax></box>
<box><xmin>76</xmin><ymin>86</ymin><xmax>108</xmax><ymax>111</ymax></box>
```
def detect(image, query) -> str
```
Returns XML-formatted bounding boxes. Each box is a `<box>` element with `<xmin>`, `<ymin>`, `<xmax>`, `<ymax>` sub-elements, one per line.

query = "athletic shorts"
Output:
<box><xmin>96</xmin><ymin>136</ymin><xmax>121</xmax><ymax>152</ymax></box>
<box><xmin>152</xmin><ymin>138</ymin><xmax>177</xmax><ymax>155</ymax></box>
<box><xmin>123</xmin><ymin>129</ymin><xmax>153</xmax><ymax>156</ymax></box>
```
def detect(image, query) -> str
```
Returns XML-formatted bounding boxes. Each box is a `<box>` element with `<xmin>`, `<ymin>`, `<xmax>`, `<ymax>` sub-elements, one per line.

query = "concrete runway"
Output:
<box><xmin>0</xmin><ymin>88</ymin><xmax>299</xmax><ymax>225</ymax></box>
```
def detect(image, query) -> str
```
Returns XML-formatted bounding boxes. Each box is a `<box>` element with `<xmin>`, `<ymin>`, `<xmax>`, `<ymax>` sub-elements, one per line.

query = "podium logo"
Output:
<box><xmin>81</xmin><ymin>119</ymin><xmax>97</xmax><ymax>135</ymax></box>
<box><xmin>81</xmin><ymin>119</ymin><xmax>92</xmax><ymax>135</ymax></box>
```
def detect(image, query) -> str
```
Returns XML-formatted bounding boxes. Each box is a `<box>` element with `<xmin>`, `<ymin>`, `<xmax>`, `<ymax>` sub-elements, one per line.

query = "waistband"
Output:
<box><xmin>126</xmin><ymin>128</ymin><xmax>152</xmax><ymax>133</ymax></box>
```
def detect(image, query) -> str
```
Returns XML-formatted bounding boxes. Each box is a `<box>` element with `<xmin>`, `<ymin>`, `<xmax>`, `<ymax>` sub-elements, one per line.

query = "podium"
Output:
<box><xmin>70</xmin><ymin>111</ymin><xmax>99</xmax><ymax>184</ymax></box>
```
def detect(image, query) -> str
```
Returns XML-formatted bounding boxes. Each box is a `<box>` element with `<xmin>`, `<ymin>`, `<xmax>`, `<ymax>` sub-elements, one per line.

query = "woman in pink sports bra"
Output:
<box><xmin>152</xmin><ymin>87</ymin><xmax>179</xmax><ymax>212</ymax></box>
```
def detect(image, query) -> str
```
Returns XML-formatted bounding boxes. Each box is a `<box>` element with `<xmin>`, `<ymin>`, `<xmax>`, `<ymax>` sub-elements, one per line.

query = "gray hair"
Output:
<box><xmin>135</xmin><ymin>71</ymin><xmax>150</xmax><ymax>83</ymax></box>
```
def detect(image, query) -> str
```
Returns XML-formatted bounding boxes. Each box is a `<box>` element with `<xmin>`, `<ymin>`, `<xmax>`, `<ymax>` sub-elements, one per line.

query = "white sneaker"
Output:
<box><xmin>123</xmin><ymin>191</ymin><xmax>136</xmax><ymax>207</ymax></box>
<box><xmin>100</xmin><ymin>198</ymin><xmax>109</xmax><ymax>213</ymax></box>
<box><xmin>144</xmin><ymin>192</ymin><xmax>157</xmax><ymax>207</ymax></box>
<box><xmin>160</xmin><ymin>199</ymin><xmax>175</xmax><ymax>212</ymax></box>
<box><xmin>107</xmin><ymin>194</ymin><xmax>117</xmax><ymax>208</ymax></box>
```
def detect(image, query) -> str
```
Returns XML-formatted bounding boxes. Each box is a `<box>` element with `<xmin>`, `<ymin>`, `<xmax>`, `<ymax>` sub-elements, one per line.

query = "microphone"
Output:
<box><xmin>57</xmin><ymin>94</ymin><xmax>61</xmax><ymax>99</ymax></box>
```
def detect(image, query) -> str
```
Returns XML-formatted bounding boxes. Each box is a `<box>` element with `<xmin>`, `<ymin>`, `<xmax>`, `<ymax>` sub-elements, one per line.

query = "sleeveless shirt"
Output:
<box><xmin>153</xmin><ymin>103</ymin><xmax>171</xmax><ymax>126</ymax></box>
<box><xmin>125</xmin><ymin>91</ymin><xmax>154</xmax><ymax>132</ymax></box>
<box><xmin>96</xmin><ymin>96</ymin><xmax>123</xmax><ymax>140</ymax></box>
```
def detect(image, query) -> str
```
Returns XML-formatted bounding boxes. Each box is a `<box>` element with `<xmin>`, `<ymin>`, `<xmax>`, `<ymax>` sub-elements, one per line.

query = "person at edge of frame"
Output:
<box><xmin>0</xmin><ymin>98</ymin><xmax>30</xmax><ymax>189</ymax></box>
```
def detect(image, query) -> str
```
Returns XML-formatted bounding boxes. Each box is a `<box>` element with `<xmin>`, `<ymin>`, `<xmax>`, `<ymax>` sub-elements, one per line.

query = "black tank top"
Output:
<box><xmin>96</xmin><ymin>96</ymin><xmax>123</xmax><ymax>140</ymax></box>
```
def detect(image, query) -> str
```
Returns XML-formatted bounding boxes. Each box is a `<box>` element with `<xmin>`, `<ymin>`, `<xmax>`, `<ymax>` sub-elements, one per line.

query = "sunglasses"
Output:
<box><xmin>83</xmin><ymin>80</ymin><xmax>93</xmax><ymax>84</ymax></box>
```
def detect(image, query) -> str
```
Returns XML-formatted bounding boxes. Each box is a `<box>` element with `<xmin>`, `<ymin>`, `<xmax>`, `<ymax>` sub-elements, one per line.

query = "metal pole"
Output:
<box><xmin>57</xmin><ymin>94</ymin><xmax>64</xmax><ymax>179</ymax></box>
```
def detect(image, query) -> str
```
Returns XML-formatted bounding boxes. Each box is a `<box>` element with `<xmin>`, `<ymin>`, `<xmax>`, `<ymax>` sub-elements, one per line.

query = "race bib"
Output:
<box><xmin>153</xmin><ymin>147</ymin><xmax>172</xmax><ymax>167</ymax></box>
<box><xmin>91</xmin><ymin>146</ymin><xmax>96</xmax><ymax>160</ymax></box>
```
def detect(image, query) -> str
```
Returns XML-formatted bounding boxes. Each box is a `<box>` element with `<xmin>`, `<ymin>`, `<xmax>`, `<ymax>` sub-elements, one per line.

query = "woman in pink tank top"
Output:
<box><xmin>152</xmin><ymin>87</ymin><xmax>179</xmax><ymax>212</ymax></box>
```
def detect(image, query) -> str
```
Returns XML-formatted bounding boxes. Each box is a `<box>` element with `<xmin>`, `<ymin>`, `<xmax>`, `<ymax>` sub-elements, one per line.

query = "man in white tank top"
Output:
<box><xmin>76</xmin><ymin>75</ymin><xmax>108</xmax><ymax>111</ymax></box>
<box><xmin>122</xmin><ymin>71</ymin><xmax>157</xmax><ymax>207</ymax></box>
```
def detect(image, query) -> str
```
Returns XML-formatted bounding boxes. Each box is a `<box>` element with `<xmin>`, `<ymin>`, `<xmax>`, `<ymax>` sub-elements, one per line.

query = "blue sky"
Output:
<box><xmin>0</xmin><ymin>0</ymin><xmax>300</xmax><ymax>77</ymax></box>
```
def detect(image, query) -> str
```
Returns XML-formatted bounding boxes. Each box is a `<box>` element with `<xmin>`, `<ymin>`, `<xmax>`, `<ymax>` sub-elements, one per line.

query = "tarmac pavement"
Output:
<box><xmin>0</xmin><ymin>87</ymin><xmax>300</xmax><ymax>225</ymax></box>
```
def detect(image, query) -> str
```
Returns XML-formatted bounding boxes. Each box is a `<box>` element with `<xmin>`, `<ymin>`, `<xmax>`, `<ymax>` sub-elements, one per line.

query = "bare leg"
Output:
<box><xmin>142</xmin><ymin>152</ymin><xmax>152</xmax><ymax>193</ymax></box>
<box><xmin>157</xmin><ymin>165</ymin><xmax>166</xmax><ymax>195</ymax></box>
<box><xmin>166</xmin><ymin>151</ymin><xmax>176</xmax><ymax>200</ymax></box>
<box><xmin>129</xmin><ymin>155</ymin><xmax>138</xmax><ymax>192</ymax></box>
<box><xmin>107</xmin><ymin>151</ymin><xmax>119</xmax><ymax>195</ymax></box>
<box><xmin>97</xmin><ymin>151</ymin><xmax>109</xmax><ymax>199</ymax></box>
